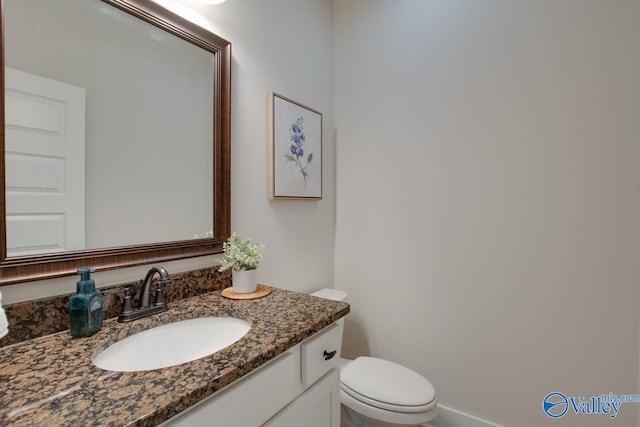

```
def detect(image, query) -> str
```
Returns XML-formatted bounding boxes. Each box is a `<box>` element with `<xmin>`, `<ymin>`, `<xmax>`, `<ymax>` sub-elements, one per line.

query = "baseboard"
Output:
<box><xmin>428</xmin><ymin>404</ymin><xmax>504</xmax><ymax>427</ymax></box>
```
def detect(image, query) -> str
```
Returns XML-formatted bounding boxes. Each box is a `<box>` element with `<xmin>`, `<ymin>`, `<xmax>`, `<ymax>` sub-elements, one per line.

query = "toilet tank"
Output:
<box><xmin>310</xmin><ymin>288</ymin><xmax>347</xmax><ymax>302</ymax></box>
<box><xmin>310</xmin><ymin>288</ymin><xmax>347</xmax><ymax>359</ymax></box>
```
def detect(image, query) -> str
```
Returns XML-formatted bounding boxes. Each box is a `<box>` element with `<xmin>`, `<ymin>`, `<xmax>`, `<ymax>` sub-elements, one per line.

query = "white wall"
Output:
<box><xmin>2</xmin><ymin>0</ymin><xmax>335</xmax><ymax>303</ymax></box>
<box><xmin>333</xmin><ymin>1</ymin><xmax>640</xmax><ymax>426</ymax></box>
<box><xmin>192</xmin><ymin>0</ymin><xmax>336</xmax><ymax>294</ymax></box>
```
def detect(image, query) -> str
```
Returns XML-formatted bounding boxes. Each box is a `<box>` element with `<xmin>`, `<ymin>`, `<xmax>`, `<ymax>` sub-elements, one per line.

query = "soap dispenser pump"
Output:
<box><xmin>69</xmin><ymin>267</ymin><xmax>103</xmax><ymax>338</ymax></box>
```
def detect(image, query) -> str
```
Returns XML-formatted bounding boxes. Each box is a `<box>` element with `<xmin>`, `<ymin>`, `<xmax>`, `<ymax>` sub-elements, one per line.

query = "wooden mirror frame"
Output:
<box><xmin>0</xmin><ymin>0</ymin><xmax>231</xmax><ymax>285</ymax></box>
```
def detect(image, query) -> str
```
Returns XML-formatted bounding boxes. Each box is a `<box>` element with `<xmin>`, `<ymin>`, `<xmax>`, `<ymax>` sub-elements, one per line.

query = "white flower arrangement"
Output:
<box><xmin>193</xmin><ymin>230</ymin><xmax>214</xmax><ymax>239</ymax></box>
<box><xmin>218</xmin><ymin>233</ymin><xmax>265</xmax><ymax>272</ymax></box>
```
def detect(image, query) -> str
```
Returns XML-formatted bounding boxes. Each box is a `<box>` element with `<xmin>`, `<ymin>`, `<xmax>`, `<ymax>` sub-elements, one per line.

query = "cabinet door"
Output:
<box><xmin>163</xmin><ymin>350</ymin><xmax>302</xmax><ymax>427</ymax></box>
<box><xmin>264</xmin><ymin>369</ymin><xmax>340</xmax><ymax>427</ymax></box>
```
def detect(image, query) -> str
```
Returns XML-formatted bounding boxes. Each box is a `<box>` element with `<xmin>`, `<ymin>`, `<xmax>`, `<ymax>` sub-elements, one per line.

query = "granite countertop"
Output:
<box><xmin>0</xmin><ymin>287</ymin><xmax>350</xmax><ymax>426</ymax></box>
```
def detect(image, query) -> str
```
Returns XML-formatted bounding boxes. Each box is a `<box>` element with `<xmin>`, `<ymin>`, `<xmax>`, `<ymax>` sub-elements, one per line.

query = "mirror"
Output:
<box><xmin>0</xmin><ymin>0</ymin><xmax>231</xmax><ymax>285</ymax></box>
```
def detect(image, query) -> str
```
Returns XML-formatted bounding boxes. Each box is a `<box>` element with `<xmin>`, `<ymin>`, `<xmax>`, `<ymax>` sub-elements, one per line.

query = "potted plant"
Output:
<box><xmin>218</xmin><ymin>233</ymin><xmax>265</xmax><ymax>293</ymax></box>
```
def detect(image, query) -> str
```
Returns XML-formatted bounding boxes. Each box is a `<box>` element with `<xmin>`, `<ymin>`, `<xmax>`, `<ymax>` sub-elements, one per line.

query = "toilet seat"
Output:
<box><xmin>340</xmin><ymin>357</ymin><xmax>437</xmax><ymax>413</ymax></box>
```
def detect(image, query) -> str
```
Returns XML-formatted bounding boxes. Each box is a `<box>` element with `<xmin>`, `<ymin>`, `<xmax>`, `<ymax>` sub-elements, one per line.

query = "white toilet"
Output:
<box><xmin>311</xmin><ymin>289</ymin><xmax>438</xmax><ymax>427</ymax></box>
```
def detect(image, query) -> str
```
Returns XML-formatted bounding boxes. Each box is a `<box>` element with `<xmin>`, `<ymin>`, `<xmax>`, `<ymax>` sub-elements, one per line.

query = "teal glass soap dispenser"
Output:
<box><xmin>69</xmin><ymin>267</ymin><xmax>103</xmax><ymax>338</ymax></box>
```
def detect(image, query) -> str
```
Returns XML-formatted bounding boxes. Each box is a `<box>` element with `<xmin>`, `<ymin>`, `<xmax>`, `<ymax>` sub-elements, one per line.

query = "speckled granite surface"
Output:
<box><xmin>0</xmin><ymin>287</ymin><xmax>349</xmax><ymax>426</ymax></box>
<box><xmin>1</xmin><ymin>267</ymin><xmax>231</xmax><ymax>346</ymax></box>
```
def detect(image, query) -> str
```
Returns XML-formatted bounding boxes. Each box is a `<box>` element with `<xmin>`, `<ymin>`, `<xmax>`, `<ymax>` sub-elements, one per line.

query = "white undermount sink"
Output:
<box><xmin>92</xmin><ymin>317</ymin><xmax>251</xmax><ymax>372</ymax></box>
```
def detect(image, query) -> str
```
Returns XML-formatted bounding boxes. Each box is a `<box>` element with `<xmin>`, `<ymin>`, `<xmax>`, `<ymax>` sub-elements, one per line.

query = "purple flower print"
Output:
<box><xmin>284</xmin><ymin>117</ymin><xmax>313</xmax><ymax>188</ymax></box>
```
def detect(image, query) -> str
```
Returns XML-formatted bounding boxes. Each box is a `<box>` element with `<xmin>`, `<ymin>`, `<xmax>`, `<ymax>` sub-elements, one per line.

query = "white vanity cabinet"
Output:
<box><xmin>163</xmin><ymin>323</ymin><xmax>342</xmax><ymax>427</ymax></box>
<box><xmin>263</xmin><ymin>369</ymin><xmax>340</xmax><ymax>427</ymax></box>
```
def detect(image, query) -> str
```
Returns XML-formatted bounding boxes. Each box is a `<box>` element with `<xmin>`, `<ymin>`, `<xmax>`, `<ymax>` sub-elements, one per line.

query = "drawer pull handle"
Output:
<box><xmin>323</xmin><ymin>350</ymin><xmax>337</xmax><ymax>360</ymax></box>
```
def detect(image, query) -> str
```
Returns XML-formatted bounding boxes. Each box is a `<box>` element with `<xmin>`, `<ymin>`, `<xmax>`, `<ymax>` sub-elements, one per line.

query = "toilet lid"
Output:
<box><xmin>340</xmin><ymin>357</ymin><xmax>436</xmax><ymax>412</ymax></box>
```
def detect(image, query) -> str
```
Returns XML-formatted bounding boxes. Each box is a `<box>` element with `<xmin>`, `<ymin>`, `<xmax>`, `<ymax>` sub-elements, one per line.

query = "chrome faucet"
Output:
<box><xmin>117</xmin><ymin>266</ymin><xmax>171</xmax><ymax>322</ymax></box>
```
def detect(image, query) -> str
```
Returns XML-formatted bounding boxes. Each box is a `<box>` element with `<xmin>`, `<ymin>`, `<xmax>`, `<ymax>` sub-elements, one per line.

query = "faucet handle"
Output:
<box><xmin>121</xmin><ymin>288</ymin><xmax>134</xmax><ymax>314</ymax></box>
<box><xmin>153</xmin><ymin>282</ymin><xmax>167</xmax><ymax>307</ymax></box>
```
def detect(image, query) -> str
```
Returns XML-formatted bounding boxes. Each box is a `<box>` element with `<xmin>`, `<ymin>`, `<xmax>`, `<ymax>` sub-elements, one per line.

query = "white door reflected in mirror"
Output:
<box><xmin>5</xmin><ymin>68</ymin><xmax>85</xmax><ymax>256</ymax></box>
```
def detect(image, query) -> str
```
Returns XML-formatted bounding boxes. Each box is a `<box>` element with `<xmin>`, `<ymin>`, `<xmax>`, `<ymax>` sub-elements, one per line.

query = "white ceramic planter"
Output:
<box><xmin>232</xmin><ymin>269</ymin><xmax>258</xmax><ymax>293</ymax></box>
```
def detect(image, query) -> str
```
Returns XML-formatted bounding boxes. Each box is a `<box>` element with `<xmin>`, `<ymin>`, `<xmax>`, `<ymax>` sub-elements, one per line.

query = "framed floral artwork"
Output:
<box><xmin>268</xmin><ymin>92</ymin><xmax>322</xmax><ymax>200</ymax></box>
